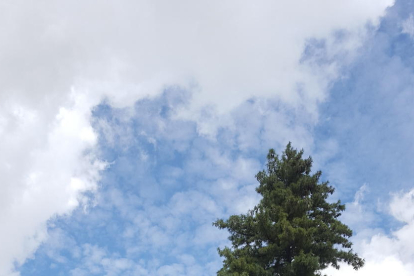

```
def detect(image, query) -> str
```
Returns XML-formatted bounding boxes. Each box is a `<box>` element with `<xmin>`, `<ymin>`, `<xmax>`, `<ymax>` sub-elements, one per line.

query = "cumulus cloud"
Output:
<box><xmin>0</xmin><ymin>90</ymin><xmax>106</xmax><ymax>275</ymax></box>
<box><xmin>324</xmin><ymin>189</ymin><xmax>414</xmax><ymax>276</ymax></box>
<box><xmin>0</xmin><ymin>0</ymin><xmax>394</xmax><ymax>274</ymax></box>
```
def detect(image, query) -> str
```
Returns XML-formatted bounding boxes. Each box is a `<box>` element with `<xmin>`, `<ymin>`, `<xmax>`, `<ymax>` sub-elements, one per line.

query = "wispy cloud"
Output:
<box><xmin>402</xmin><ymin>14</ymin><xmax>414</xmax><ymax>37</ymax></box>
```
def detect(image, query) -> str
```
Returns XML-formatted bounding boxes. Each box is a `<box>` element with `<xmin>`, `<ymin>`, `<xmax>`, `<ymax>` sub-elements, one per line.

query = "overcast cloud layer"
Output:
<box><xmin>5</xmin><ymin>0</ymin><xmax>414</xmax><ymax>275</ymax></box>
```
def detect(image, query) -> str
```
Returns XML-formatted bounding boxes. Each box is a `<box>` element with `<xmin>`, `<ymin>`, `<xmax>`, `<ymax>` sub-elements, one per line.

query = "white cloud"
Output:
<box><xmin>402</xmin><ymin>14</ymin><xmax>414</xmax><ymax>38</ymax></box>
<box><xmin>0</xmin><ymin>89</ymin><xmax>106</xmax><ymax>275</ymax></box>
<box><xmin>324</xmin><ymin>189</ymin><xmax>414</xmax><ymax>276</ymax></box>
<box><xmin>67</xmin><ymin>243</ymin><xmax>149</xmax><ymax>276</ymax></box>
<box><xmin>0</xmin><ymin>0</ymin><xmax>394</xmax><ymax>274</ymax></box>
<box><xmin>340</xmin><ymin>184</ymin><xmax>380</xmax><ymax>234</ymax></box>
<box><xmin>390</xmin><ymin>189</ymin><xmax>414</xmax><ymax>223</ymax></box>
<box><xmin>324</xmin><ymin>256</ymin><xmax>413</xmax><ymax>276</ymax></box>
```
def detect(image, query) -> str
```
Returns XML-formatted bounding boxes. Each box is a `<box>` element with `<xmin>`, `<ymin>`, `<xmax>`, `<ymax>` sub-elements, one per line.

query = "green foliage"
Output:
<box><xmin>214</xmin><ymin>143</ymin><xmax>364</xmax><ymax>276</ymax></box>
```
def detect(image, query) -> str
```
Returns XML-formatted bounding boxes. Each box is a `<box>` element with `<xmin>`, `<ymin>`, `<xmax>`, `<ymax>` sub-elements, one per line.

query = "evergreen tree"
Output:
<box><xmin>214</xmin><ymin>143</ymin><xmax>364</xmax><ymax>276</ymax></box>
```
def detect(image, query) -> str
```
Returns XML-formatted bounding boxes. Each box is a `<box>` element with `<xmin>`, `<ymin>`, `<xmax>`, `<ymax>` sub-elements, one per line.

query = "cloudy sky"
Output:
<box><xmin>2</xmin><ymin>0</ymin><xmax>414</xmax><ymax>275</ymax></box>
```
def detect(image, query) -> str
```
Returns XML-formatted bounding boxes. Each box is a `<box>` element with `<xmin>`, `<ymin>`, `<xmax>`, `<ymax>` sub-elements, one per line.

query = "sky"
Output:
<box><xmin>2</xmin><ymin>0</ymin><xmax>414</xmax><ymax>275</ymax></box>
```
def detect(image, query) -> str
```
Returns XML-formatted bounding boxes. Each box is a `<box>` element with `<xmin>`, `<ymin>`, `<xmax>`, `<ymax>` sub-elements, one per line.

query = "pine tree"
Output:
<box><xmin>213</xmin><ymin>143</ymin><xmax>364</xmax><ymax>276</ymax></box>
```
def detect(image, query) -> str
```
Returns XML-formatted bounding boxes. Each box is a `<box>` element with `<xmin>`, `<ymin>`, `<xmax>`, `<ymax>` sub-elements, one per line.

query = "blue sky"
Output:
<box><xmin>2</xmin><ymin>0</ymin><xmax>414</xmax><ymax>275</ymax></box>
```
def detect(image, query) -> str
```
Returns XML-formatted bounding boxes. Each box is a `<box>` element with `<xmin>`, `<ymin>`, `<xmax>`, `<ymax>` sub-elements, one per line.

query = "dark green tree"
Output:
<box><xmin>214</xmin><ymin>143</ymin><xmax>364</xmax><ymax>276</ymax></box>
